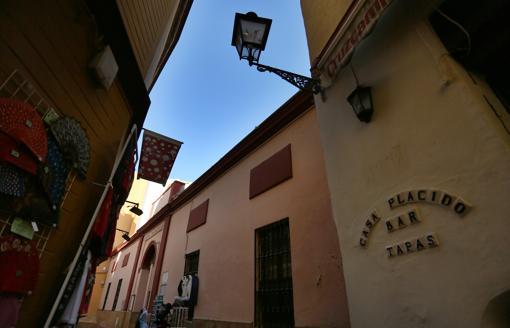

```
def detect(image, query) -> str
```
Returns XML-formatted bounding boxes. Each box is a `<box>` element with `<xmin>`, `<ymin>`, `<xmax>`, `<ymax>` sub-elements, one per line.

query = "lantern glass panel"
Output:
<box><xmin>239</xmin><ymin>19</ymin><xmax>267</xmax><ymax>46</ymax></box>
<box><xmin>234</xmin><ymin>27</ymin><xmax>243</xmax><ymax>57</ymax></box>
<box><xmin>360</xmin><ymin>87</ymin><xmax>373</xmax><ymax>110</ymax></box>
<box><xmin>348</xmin><ymin>91</ymin><xmax>363</xmax><ymax>115</ymax></box>
<box><xmin>347</xmin><ymin>86</ymin><xmax>373</xmax><ymax>123</ymax></box>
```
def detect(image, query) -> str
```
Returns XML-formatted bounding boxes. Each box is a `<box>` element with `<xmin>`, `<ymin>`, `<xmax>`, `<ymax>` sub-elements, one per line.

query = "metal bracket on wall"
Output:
<box><xmin>253</xmin><ymin>62</ymin><xmax>322</xmax><ymax>94</ymax></box>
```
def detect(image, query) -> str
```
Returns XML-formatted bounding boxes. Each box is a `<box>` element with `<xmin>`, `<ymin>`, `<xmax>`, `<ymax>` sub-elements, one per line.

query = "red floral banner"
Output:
<box><xmin>137</xmin><ymin>129</ymin><xmax>182</xmax><ymax>185</ymax></box>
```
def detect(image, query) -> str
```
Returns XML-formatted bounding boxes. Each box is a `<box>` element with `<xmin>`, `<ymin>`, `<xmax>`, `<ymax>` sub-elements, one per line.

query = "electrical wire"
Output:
<box><xmin>435</xmin><ymin>8</ymin><xmax>472</xmax><ymax>56</ymax></box>
<box><xmin>350</xmin><ymin>62</ymin><xmax>360</xmax><ymax>86</ymax></box>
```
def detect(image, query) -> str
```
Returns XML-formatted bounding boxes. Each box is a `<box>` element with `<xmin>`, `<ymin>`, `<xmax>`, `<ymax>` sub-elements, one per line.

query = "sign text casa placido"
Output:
<box><xmin>358</xmin><ymin>189</ymin><xmax>472</xmax><ymax>258</ymax></box>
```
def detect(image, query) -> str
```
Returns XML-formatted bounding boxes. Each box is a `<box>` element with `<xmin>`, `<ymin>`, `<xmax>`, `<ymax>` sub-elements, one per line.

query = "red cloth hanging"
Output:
<box><xmin>91</xmin><ymin>187</ymin><xmax>113</xmax><ymax>239</ymax></box>
<box><xmin>0</xmin><ymin>132</ymin><xmax>38</xmax><ymax>175</ymax></box>
<box><xmin>0</xmin><ymin>235</ymin><xmax>39</xmax><ymax>295</ymax></box>
<box><xmin>0</xmin><ymin>98</ymin><xmax>47</xmax><ymax>162</ymax></box>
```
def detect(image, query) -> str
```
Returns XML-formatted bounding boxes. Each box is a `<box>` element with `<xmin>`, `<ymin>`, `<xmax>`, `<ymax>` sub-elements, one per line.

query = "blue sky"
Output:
<box><xmin>145</xmin><ymin>0</ymin><xmax>311</xmax><ymax>182</ymax></box>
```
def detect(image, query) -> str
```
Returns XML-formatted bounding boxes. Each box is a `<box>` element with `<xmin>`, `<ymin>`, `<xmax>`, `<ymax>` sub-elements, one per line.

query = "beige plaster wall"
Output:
<box><xmin>161</xmin><ymin>203</ymin><xmax>190</xmax><ymax>302</ymax></box>
<box><xmin>84</xmin><ymin>260</ymin><xmax>109</xmax><ymax>320</ymax></box>
<box><xmin>300</xmin><ymin>0</ymin><xmax>353</xmax><ymax>62</ymax></box>
<box><xmin>309</xmin><ymin>1</ymin><xmax>510</xmax><ymax>327</ymax></box>
<box><xmin>161</xmin><ymin>109</ymin><xmax>350</xmax><ymax>327</ymax></box>
<box><xmin>113</xmin><ymin>179</ymin><xmax>149</xmax><ymax>247</ymax></box>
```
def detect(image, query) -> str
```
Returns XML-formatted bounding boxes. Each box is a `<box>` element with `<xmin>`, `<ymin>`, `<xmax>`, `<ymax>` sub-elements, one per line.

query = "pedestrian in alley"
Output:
<box><xmin>135</xmin><ymin>307</ymin><xmax>148</xmax><ymax>328</ymax></box>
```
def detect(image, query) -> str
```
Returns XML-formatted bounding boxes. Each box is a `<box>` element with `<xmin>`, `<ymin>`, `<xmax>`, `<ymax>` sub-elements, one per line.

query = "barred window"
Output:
<box><xmin>255</xmin><ymin>219</ymin><xmax>294</xmax><ymax>327</ymax></box>
<box><xmin>184</xmin><ymin>250</ymin><xmax>200</xmax><ymax>276</ymax></box>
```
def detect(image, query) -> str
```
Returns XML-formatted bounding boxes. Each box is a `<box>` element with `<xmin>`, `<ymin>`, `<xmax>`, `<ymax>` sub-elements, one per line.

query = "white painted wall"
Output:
<box><xmin>308</xmin><ymin>1</ymin><xmax>510</xmax><ymax>327</ymax></box>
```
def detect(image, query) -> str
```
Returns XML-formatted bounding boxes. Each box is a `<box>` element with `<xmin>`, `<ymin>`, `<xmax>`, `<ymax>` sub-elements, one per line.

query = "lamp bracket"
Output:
<box><xmin>116</xmin><ymin>228</ymin><xmax>129</xmax><ymax>234</ymax></box>
<box><xmin>251</xmin><ymin>62</ymin><xmax>322</xmax><ymax>94</ymax></box>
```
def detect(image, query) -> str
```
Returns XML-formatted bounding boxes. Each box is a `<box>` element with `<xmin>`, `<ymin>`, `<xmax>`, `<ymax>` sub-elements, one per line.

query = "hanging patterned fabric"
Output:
<box><xmin>52</xmin><ymin>247</ymin><xmax>89</xmax><ymax>326</ymax></box>
<box><xmin>39</xmin><ymin>134</ymin><xmax>70</xmax><ymax>211</ymax></box>
<box><xmin>0</xmin><ymin>235</ymin><xmax>39</xmax><ymax>295</ymax></box>
<box><xmin>0</xmin><ymin>132</ymin><xmax>38</xmax><ymax>175</ymax></box>
<box><xmin>138</xmin><ymin>129</ymin><xmax>182</xmax><ymax>186</ymax></box>
<box><xmin>112</xmin><ymin>136</ymin><xmax>137</xmax><ymax>206</ymax></box>
<box><xmin>58</xmin><ymin>251</ymin><xmax>91</xmax><ymax>325</ymax></box>
<box><xmin>50</xmin><ymin>117</ymin><xmax>90</xmax><ymax>179</ymax></box>
<box><xmin>78</xmin><ymin>256</ymin><xmax>97</xmax><ymax>316</ymax></box>
<box><xmin>0</xmin><ymin>98</ymin><xmax>47</xmax><ymax>162</ymax></box>
<box><xmin>0</xmin><ymin>163</ymin><xmax>25</xmax><ymax>197</ymax></box>
<box><xmin>103</xmin><ymin>203</ymin><xmax>122</xmax><ymax>258</ymax></box>
<box><xmin>0</xmin><ymin>294</ymin><xmax>23</xmax><ymax>328</ymax></box>
<box><xmin>90</xmin><ymin>187</ymin><xmax>113</xmax><ymax>260</ymax></box>
<box><xmin>11</xmin><ymin>177</ymin><xmax>59</xmax><ymax>226</ymax></box>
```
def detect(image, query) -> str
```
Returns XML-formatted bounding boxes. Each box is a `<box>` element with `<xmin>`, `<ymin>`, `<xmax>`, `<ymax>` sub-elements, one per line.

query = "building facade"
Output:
<box><xmin>99</xmin><ymin>92</ymin><xmax>351</xmax><ymax>328</ymax></box>
<box><xmin>0</xmin><ymin>1</ymin><xmax>191</xmax><ymax>326</ymax></box>
<box><xmin>301</xmin><ymin>0</ymin><xmax>510</xmax><ymax>327</ymax></box>
<box><xmin>81</xmin><ymin>178</ymin><xmax>150</xmax><ymax>324</ymax></box>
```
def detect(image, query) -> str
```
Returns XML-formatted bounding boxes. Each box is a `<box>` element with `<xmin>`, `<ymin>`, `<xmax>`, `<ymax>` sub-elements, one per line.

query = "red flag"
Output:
<box><xmin>137</xmin><ymin>129</ymin><xmax>182</xmax><ymax>185</ymax></box>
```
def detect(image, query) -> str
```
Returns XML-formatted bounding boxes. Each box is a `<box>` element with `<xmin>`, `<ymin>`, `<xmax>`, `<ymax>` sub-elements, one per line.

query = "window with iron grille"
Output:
<box><xmin>255</xmin><ymin>219</ymin><xmax>294</xmax><ymax>328</ymax></box>
<box><xmin>184</xmin><ymin>250</ymin><xmax>200</xmax><ymax>276</ymax></box>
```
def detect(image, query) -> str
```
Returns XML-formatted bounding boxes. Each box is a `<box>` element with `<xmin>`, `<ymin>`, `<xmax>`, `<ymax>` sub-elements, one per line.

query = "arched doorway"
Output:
<box><xmin>134</xmin><ymin>243</ymin><xmax>156</xmax><ymax>311</ymax></box>
<box><xmin>482</xmin><ymin>290</ymin><xmax>510</xmax><ymax>328</ymax></box>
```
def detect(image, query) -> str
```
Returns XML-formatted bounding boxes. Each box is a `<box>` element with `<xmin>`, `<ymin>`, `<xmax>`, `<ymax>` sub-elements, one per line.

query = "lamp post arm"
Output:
<box><xmin>252</xmin><ymin>62</ymin><xmax>322</xmax><ymax>94</ymax></box>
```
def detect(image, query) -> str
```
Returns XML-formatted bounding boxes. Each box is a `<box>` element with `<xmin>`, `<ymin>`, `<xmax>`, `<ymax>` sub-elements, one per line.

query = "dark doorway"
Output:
<box><xmin>134</xmin><ymin>244</ymin><xmax>157</xmax><ymax>311</ymax></box>
<box><xmin>255</xmin><ymin>219</ymin><xmax>294</xmax><ymax>328</ymax></box>
<box><xmin>482</xmin><ymin>290</ymin><xmax>510</xmax><ymax>328</ymax></box>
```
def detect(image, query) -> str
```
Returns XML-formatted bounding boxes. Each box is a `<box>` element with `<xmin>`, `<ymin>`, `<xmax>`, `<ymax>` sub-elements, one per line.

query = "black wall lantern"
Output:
<box><xmin>231</xmin><ymin>12</ymin><xmax>322</xmax><ymax>94</ymax></box>
<box><xmin>125</xmin><ymin>200</ymin><xmax>143</xmax><ymax>216</ymax></box>
<box><xmin>347</xmin><ymin>86</ymin><xmax>373</xmax><ymax>123</ymax></box>
<box><xmin>116</xmin><ymin>228</ymin><xmax>131</xmax><ymax>242</ymax></box>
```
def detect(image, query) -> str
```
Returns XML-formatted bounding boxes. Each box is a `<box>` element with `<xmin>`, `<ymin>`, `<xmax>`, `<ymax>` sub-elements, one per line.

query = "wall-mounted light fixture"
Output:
<box><xmin>125</xmin><ymin>200</ymin><xmax>143</xmax><ymax>216</ymax></box>
<box><xmin>231</xmin><ymin>12</ymin><xmax>322</xmax><ymax>94</ymax></box>
<box><xmin>347</xmin><ymin>86</ymin><xmax>373</xmax><ymax>123</ymax></box>
<box><xmin>347</xmin><ymin>65</ymin><xmax>373</xmax><ymax>123</ymax></box>
<box><xmin>116</xmin><ymin>228</ymin><xmax>131</xmax><ymax>242</ymax></box>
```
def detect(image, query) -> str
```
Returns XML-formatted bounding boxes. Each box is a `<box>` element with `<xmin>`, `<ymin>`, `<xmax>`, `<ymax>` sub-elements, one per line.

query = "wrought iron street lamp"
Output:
<box><xmin>231</xmin><ymin>12</ymin><xmax>322</xmax><ymax>94</ymax></box>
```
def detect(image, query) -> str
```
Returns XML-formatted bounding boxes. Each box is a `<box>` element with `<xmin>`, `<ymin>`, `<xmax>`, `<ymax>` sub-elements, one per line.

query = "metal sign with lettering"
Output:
<box><xmin>318</xmin><ymin>0</ymin><xmax>393</xmax><ymax>80</ymax></box>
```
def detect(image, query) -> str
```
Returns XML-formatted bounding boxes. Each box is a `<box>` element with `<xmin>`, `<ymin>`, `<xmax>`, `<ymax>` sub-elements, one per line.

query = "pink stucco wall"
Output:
<box><xmin>100</xmin><ymin>239</ymin><xmax>141</xmax><ymax>312</ymax></box>
<box><xmin>159</xmin><ymin>108</ymin><xmax>349</xmax><ymax>327</ymax></box>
